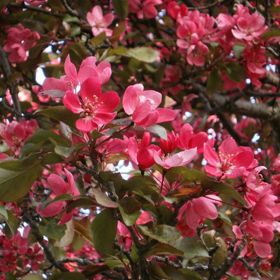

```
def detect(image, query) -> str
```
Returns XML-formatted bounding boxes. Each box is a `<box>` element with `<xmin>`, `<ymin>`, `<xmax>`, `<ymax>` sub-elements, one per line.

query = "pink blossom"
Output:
<box><xmin>167</xmin><ymin>1</ymin><xmax>188</xmax><ymax>20</ymax></box>
<box><xmin>0</xmin><ymin>120</ymin><xmax>38</xmax><ymax>155</ymax></box>
<box><xmin>136</xmin><ymin>211</ymin><xmax>154</xmax><ymax>225</ymax></box>
<box><xmin>37</xmin><ymin>169</ymin><xmax>80</xmax><ymax>224</ymax></box>
<box><xmin>117</xmin><ymin>222</ymin><xmax>132</xmax><ymax>251</ymax></box>
<box><xmin>3</xmin><ymin>24</ymin><xmax>40</xmax><ymax>63</ymax></box>
<box><xmin>177</xmin><ymin>195</ymin><xmax>221</xmax><ymax>237</ymax></box>
<box><xmin>245</xmin><ymin>220</ymin><xmax>273</xmax><ymax>258</ymax></box>
<box><xmin>123</xmin><ymin>84</ymin><xmax>176</xmax><ymax>127</ymax></box>
<box><xmin>232</xmin><ymin>5</ymin><xmax>267</xmax><ymax>41</ymax></box>
<box><xmin>128</xmin><ymin>0</ymin><xmax>162</xmax><ymax>19</ymax></box>
<box><xmin>153</xmin><ymin>147</ymin><xmax>197</xmax><ymax>169</ymax></box>
<box><xmin>176</xmin><ymin>11</ymin><xmax>214</xmax><ymax>66</ymax></box>
<box><xmin>127</xmin><ymin>132</ymin><xmax>160</xmax><ymax>170</ymax></box>
<box><xmin>87</xmin><ymin>6</ymin><xmax>114</xmax><ymax>36</ymax></box>
<box><xmin>63</xmin><ymin>77</ymin><xmax>120</xmax><ymax>132</ymax></box>
<box><xmin>204</xmin><ymin>137</ymin><xmax>255</xmax><ymax>179</ymax></box>
<box><xmin>178</xmin><ymin>123</ymin><xmax>208</xmax><ymax>154</ymax></box>
<box><xmin>43</xmin><ymin>55</ymin><xmax>112</xmax><ymax>97</ymax></box>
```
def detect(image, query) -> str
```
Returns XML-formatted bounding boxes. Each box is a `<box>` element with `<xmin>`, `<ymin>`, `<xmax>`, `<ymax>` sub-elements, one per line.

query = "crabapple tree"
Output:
<box><xmin>0</xmin><ymin>0</ymin><xmax>280</xmax><ymax>279</ymax></box>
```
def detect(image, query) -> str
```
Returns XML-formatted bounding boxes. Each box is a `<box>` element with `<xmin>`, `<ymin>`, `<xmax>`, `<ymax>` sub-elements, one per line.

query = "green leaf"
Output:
<box><xmin>162</xmin><ymin>265</ymin><xmax>203</xmax><ymax>280</ymax></box>
<box><xmin>90</xmin><ymin>32</ymin><xmax>106</xmax><ymax>47</ymax></box>
<box><xmin>225</xmin><ymin>62</ymin><xmax>245</xmax><ymax>82</ymax></box>
<box><xmin>127</xmin><ymin>47</ymin><xmax>160</xmax><ymax>63</ymax></box>
<box><xmin>91</xmin><ymin>209</ymin><xmax>117</xmax><ymax>255</ymax></box>
<box><xmin>147</xmin><ymin>125</ymin><xmax>168</xmax><ymax>140</ymax></box>
<box><xmin>112</xmin><ymin>0</ymin><xmax>128</xmax><ymax>19</ymax></box>
<box><xmin>207</xmin><ymin>68</ymin><xmax>223</xmax><ymax>94</ymax></box>
<box><xmin>139</xmin><ymin>225</ymin><xmax>181</xmax><ymax>245</ymax></box>
<box><xmin>119</xmin><ymin>197</ymin><xmax>141</xmax><ymax>226</ymax></box>
<box><xmin>212</xmin><ymin>237</ymin><xmax>228</xmax><ymax>267</ymax></box>
<box><xmin>233</xmin><ymin>44</ymin><xmax>245</xmax><ymax>58</ymax></box>
<box><xmin>166</xmin><ymin>167</ymin><xmax>205</xmax><ymax>184</ymax></box>
<box><xmin>92</xmin><ymin>188</ymin><xmax>118</xmax><ymax>208</ymax></box>
<box><xmin>22</xmin><ymin>274</ymin><xmax>43</xmax><ymax>280</ymax></box>
<box><xmin>0</xmin><ymin>159</ymin><xmax>42</xmax><ymax>202</ymax></box>
<box><xmin>262</xmin><ymin>29</ymin><xmax>280</xmax><ymax>39</ymax></box>
<box><xmin>175</xmin><ymin>237</ymin><xmax>209</xmax><ymax>261</ymax></box>
<box><xmin>204</xmin><ymin>180</ymin><xmax>245</xmax><ymax>205</ymax></box>
<box><xmin>144</xmin><ymin>243</ymin><xmax>183</xmax><ymax>257</ymax></box>
<box><xmin>36</xmin><ymin>106</ymin><xmax>78</xmax><ymax>127</ymax></box>
<box><xmin>0</xmin><ymin>205</ymin><xmax>8</xmax><ymax>220</ymax></box>
<box><xmin>50</xmin><ymin>272</ymin><xmax>86</xmax><ymax>280</ymax></box>
<box><xmin>39</xmin><ymin>220</ymin><xmax>66</xmax><ymax>241</ymax></box>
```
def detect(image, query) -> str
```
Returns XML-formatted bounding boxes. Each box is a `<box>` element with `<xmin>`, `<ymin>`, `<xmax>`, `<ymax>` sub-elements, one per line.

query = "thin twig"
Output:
<box><xmin>0</xmin><ymin>46</ymin><xmax>22</xmax><ymax>119</ymax></box>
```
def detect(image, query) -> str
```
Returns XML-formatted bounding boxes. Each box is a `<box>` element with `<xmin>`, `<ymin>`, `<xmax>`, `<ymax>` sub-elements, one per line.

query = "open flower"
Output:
<box><xmin>87</xmin><ymin>5</ymin><xmax>114</xmax><ymax>36</ymax></box>
<box><xmin>177</xmin><ymin>195</ymin><xmax>221</xmax><ymax>237</ymax></box>
<box><xmin>43</xmin><ymin>55</ymin><xmax>112</xmax><ymax>97</ymax></box>
<box><xmin>123</xmin><ymin>84</ymin><xmax>176</xmax><ymax>127</ymax></box>
<box><xmin>37</xmin><ymin>169</ymin><xmax>80</xmax><ymax>224</ymax></box>
<box><xmin>63</xmin><ymin>78</ymin><xmax>120</xmax><ymax>132</ymax></box>
<box><xmin>153</xmin><ymin>148</ymin><xmax>197</xmax><ymax>169</ymax></box>
<box><xmin>204</xmin><ymin>137</ymin><xmax>255</xmax><ymax>179</ymax></box>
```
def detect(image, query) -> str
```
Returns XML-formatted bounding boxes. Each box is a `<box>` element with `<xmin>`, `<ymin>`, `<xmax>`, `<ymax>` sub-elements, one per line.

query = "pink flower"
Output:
<box><xmin>117</xmin><ymin>222</ymin><xmax>132</xmax><ymax>251</ymax></box>
<box><xmin>204</xmin><ymin>137</ymin><xmax>255</xmax><ymax>179</ymax></box>
<box><xmin>3</xmin><ymin>24</ymin><xmax>40</xmax><ymax>63</ymax></box>
<box><xmin>43</xmin><ymin>55</ymin><xmax>112</xmax><ymax>97</ymax></box>
<box><xmin>128</xmin><ymin>0</ymin><xmax>162</xmax><ymax>19</ymax></box>
<box><xmin>167</xmin><ymin>1</ymin><xmax>188</xmax><ymax>20</ymax></box>
<box><xmin>232</xmin><ymin>5</ymin><xmax>267</xmax><ymax>41</ymax></box>
<box><xmin>0</xmin><ymin>120</ymin><xmax>38</xmax><ymax>155</ymax></box>
<box><xmin>37</xmin><ymin>169</ymin><xmax>80</xmax><ymax>224</ymax></box>
<box><xmin>123</xmin><ymin>84</ymin><xmax>176</xmax><ymax>127</ymax></box>
<box><xmin>136</xmin><ymin>211</ymin><xmax>154</xmax><ymax>225</ymax></box>
<box><xmin>178</xmin><ymin>123</ymin><xmax>208</xmax><ymax>154</ymax></box>
<box><xmin>176</xmin><ymin>11</ymin><xmax>214</xmax><ymax>66</ymax></box>
<box><xmin>127</xmin><ymin>132</ymin><xmax>160</xmax><ymax>170</ymax></box>
<box><xmin>245</xmin><ymin>220</ymin><xmax>274</xmax><ymax>258</ymax></box>
<box><xmin>63</xmin><ymin>78</ymin><xmax>120</xmax><ymax>132</ymax></box>
<box><xmin>153</xmin><ymin>147</ymin><xmax>197</xmax><ymax>169</ymax></box>
<box><xmin>87</xmin><ymin>6</ymin><xmax>114</xmax><ymax>36</ymax></box>
<box><xmin>177</xmin><ymin>195</ymin><xmax>221</xmax><ymax>237</ymax></box>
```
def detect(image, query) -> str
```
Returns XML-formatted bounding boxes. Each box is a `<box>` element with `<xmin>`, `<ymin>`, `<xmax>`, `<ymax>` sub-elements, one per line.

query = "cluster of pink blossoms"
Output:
<box><xmin>3</xmin><ymin>24</ymin><xmax>40</xmax><ymax>63</ymax></box>
<box><xmin>0</xmin><ymin>228</ymin><xmax>44</xmax><ymax>277</ymax></box>
<box><xmin>168</xmin><ymin>1</ymin><xmax>268</xmax><ymax>86</ymax></box>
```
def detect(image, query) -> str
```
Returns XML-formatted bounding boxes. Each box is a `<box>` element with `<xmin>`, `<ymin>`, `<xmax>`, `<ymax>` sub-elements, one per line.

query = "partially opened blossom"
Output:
<box><xmin>153</xmin><ymin>147</ymin><xmax>197</xmax><ymax>169</ymax></box>
<box><xmin>63</xmin><ymin>77</ymin><xmax>120</xmax><ymax>132</ymax></box>
<box><xmin>37</xmin><ymin>169</ymin><xmax>80</xmax><ymax>224</ymax></box>
<box><xmin>87</xmin><ymin>6</ymin><xmax>114</xmax><ymax>36</ymax></box>
<box><xmin>43</xmin><ymin>55</ymin><xmax>112</xmax><ymax>97</ymax></box>
<box><xmin>177</xmin><ymin>195</ymin><xmax>221</xmax><ymax>237</ymax></box>
<box><xmin>123</xmin><ymin>84</ymin><xmax>176</xmax><ymax>127</ymax></box>
<box><xmin>204</xmin><ymin>137</ymin><xmax>255</xmax><ymax>178</ymax></box>
<box><xmin>127</xmin><ymin>132</ymin><xmax>160</xmax><ymax>170</ymax></box>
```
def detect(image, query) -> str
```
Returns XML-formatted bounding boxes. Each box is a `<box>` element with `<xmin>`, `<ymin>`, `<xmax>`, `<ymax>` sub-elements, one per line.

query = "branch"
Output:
<box><xmin>210</xmin><ymin>241</ymin><xmax>245</xmax><ymax>280</ymax></box>
<box><xmin>0</xmin><ymin>46</ymin><xmax>22</xmax><ymax>119</ymax></box>
<box><xmin>7</xmin><ymin>3</ymin><xmax>62</xmax><ymax>18</ymax></box>
<box><xmin>62</xmin><ymin>0</ymin><xmax>79</xmax><ymax>17</ymax></box>
<box><xmin>23</xmin><ymin>213</ymin><xmax>68</xmax><ymax>272</ymax></box>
